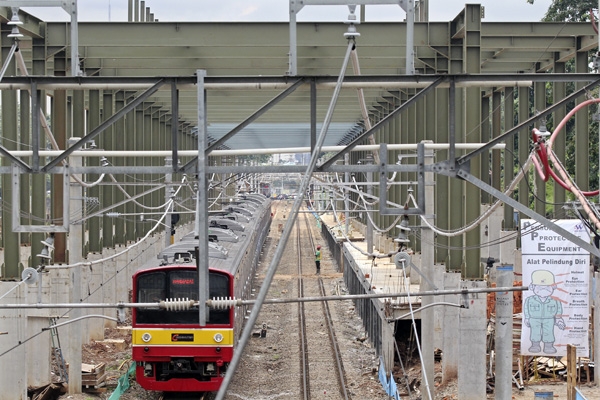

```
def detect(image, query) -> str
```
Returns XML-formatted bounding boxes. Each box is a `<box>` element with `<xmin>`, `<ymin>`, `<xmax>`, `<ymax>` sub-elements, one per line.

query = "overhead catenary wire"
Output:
<box><xmin>0</xmin><ymin>284</ymin><xmax>528</xmax><ymax>310</ymax></box>
<box><xmin>215</xmin><ymin>36</ymin><xmax>357</xmax><ymax>400</ymax></box>
<box><xmin>45</xmin><ymin>199</ymin><xmax>174</xmax><ymax>270</ymax></box>
<box><xmin>412</xmin><ymin>152</ymin><xmax>535</xmax><ymax>237</ymax></box>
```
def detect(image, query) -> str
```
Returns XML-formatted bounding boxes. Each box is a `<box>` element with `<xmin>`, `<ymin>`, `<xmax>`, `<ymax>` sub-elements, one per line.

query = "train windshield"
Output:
<box><xmin>135</xmin><ymin>270</ymin><xmax>231</xmax><ymax>325</ymax></box>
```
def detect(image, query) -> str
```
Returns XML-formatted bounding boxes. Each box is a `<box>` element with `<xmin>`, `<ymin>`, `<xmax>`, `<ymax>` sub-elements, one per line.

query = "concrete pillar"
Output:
<box><xmin>433</xmin><ymin>265</ymin><xmax>445</xmax><ymax>350</ymax></box>
<box><xmin>420</xmin><ymin>142</ymin><xmax>435</xmax><ymax>400</ymax></box>
<box><xmin>26</xmin><ymin>271</ymin><xmax>51</xmax><ymax>388</ymax></box>
<box><xmin>442</xmin><ymin>271</ymin><xmax>460</xmax><ymax>383</ymax></box>
<box><xmin>495</xmin><ymin>265</ymin><xmax>514</xmax><ymax>400</ymax></box>
<box><xmin>51</xmin><ymin>266</ymin><xmax>71</xmax><ymax>365</ymax></box>
<box><xmin>87</xmin><ymin>253</ymin><xmax>104</xmax><ymax>340</ymax></box>
<box><xmin>458</xmin><ymin>280</ymin><xmax>487</xmax><ymax>398</ymax></box>
<box><xmin>103</xmin><ymin>248</ymin><xmax>117</xmax><ymax>329</ymax></box>
<box><xmin>381</xmin><ymin>320</ymin><xmax>395</xmax><ymax>375</ymax></box>
<box><xmin>499</xmin><ymin>230</ymin><xmax>518</xmax><ymax>274</ymax></box>
<box><xmin>0</xmin><ymin>284</ymin><xmax>27</xmax><ymax>399</ymax></box>
<box><xmin>79</xmin><ymin>256</ymin><xmax>91</xmax><ymax>341</ymax></box>
<box><xmin>67</xmin><ymin>137</ymin><xmax>83</xmax><ymax>394</ymax></box>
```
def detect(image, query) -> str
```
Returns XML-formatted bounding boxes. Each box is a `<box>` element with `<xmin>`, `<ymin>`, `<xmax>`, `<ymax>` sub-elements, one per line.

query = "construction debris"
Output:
<box><xmin>27</xmin><ymin>383</ymin><xmax>66</xmax><ymax>400</ymax></box>
<box><xmin>82</xmin><ymin>362</ymin><xmax>107</xmax><ymax>391</ymax></box>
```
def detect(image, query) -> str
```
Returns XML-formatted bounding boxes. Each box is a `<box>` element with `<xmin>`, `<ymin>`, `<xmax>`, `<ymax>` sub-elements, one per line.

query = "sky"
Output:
<box><xmin>22</xmin><ymin>0</ymin><xmax>555</xmax><ymax>23</ymax></box>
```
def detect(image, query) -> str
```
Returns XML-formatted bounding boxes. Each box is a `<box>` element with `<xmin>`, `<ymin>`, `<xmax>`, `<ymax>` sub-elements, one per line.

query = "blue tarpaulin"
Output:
<box><xmin>378</xmin><ymin>357</ymin><xmax>401</xmax><ymax>399</ymax></box>
<box><xmin>387</xmin><ymin>375</ymin><xmax>400</xmax><ymax>400</ymax></box>
<box><xmin>378</xmin><ymin>357</ymin><xmax>388</xmax><ymax>388</ymax></box>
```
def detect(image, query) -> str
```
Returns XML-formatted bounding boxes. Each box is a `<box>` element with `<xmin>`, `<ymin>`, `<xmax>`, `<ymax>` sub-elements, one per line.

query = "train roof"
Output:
<box><xmin>145</xmin><ymin>196</ymin><xmax>271</xmax><ymax>276</ymax></box>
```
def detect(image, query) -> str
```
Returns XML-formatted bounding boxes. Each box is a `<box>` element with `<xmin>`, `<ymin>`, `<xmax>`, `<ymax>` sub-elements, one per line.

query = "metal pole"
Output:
<box><xmin>69</xmin><ymin>1</ymin><xmax>79</xmax><ymax>76</ymax></box>
<box><xmin>344</xmin><ymin>153</ymin><xmax>350</xmax><ymax>235</ymax></box>
<box><xmin>366</xmin><ymin>153</ymin><xmax>373</xmax><ymax>254</ymax></box>
<box><xmin>405</xmin><ymin>0</ymin><xmax>415</xmax><ymax>75</ymax></box>
<box><xmin>0</xmin><ymin>42</ymin><xmax>18</xmax><ymax>82</ymax></box>
<box><xmin>215</xmin><ymin>39</ymin><xmax>356</xmax><ymax>400</ymax></box>
<box><xmin>165</xmin><ymin>157</ymin><xmax>172</xmax><ymax>247</ymax></box>
<box><xmin>196</xmin><ymin>70</ymin><xmax>209</xmax><ymax>326</ymax></box>
<box><xmin>288</xmin><ymin>0</ymin><xmax>299</xmax><ymax>76</ymax></box>
<box><xmin>495</xmin><ymin>265</ymin><xmax>514</xmax><ymax>400</ymax></box>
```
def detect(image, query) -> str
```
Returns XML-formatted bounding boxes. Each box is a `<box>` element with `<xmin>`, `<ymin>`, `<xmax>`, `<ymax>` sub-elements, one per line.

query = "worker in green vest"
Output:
<box><xmin>315</xmin><ymin>245</ymin><xmax>321</xmax><ymax>275</ymax></box>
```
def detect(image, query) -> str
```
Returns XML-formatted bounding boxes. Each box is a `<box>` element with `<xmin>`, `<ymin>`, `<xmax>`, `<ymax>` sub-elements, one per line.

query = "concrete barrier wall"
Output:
<box><xmin>0</xmin><ymin>223</ymin><xmax>195</xmax><ymax>395</ymax></box>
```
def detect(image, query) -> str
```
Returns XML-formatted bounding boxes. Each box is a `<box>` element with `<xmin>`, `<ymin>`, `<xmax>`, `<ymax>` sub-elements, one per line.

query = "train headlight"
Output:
<box><xmin>213</xmin><ymin>333</ymin><xmax>224</xmax><ymax>343</ymax></box>
<box><xmin>141</xmin><ymin>332</ymin><xmax>152</xmax><ymax>343</ymax></box>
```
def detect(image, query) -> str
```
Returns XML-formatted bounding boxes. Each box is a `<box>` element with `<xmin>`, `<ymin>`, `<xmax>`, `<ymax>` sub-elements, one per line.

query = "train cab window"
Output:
<box><xmin>137</xmin><ymin>272</ymin><xmax>166</xmax><ymax>303</ymax></box>
<box><xmin>135</xmin><ymin>270</ymin><xmax>231</xmax><ymax>326</ymax></box>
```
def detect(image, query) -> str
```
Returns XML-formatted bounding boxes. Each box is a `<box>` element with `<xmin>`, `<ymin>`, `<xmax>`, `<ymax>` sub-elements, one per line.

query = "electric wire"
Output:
<box><xmin>0</xmin><ymin>233</ymin><xmax>163</xmax><ymax>360</ymax></box>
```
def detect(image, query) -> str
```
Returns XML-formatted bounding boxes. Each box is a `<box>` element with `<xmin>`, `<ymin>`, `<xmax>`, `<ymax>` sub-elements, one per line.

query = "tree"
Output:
<box><xmin>545</xmin><ymin>0</ymin><xmax>596</xmax><ymax>22</ymax></box>
<box><xmin>526</xmin><ymin>0</ymin><xmax>600</xmax><ymax>204</ymax></box>
<box><xmin>527</xmin><ymin>0</ymin><xmax>597</xmax><ymax>22</ymax></box>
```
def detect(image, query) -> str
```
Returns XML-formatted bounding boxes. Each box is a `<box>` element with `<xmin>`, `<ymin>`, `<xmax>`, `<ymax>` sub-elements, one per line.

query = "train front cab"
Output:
<box><xmin>132</xmin><ymin>266</ymin><xmax>234</xmax><ymax>392</ymax></box>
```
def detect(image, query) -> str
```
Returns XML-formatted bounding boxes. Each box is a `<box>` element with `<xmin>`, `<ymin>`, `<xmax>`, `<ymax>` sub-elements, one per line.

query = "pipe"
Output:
<box><xmin>0</xmin><ymin>80</ymin><xmax>534</xmax><ymax>91</ymax></box>
<box><xmin>0</xmin><ymin>285</ymin><xmax>528</xmax><ymax>309</ymax></box>
<box><xmin>5</xmin><ymin>143</ymin><xmax>505</xmax><ymax>159</ymax></box>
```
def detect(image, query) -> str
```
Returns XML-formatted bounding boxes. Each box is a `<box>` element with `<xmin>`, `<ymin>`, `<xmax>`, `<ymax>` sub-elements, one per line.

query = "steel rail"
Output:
<box><xmin>318</xmin><ymin>278</ymin><xmax>350</xmax><ymax>400</ymax></box>
<box><xmin>297</xmin><ymin>215</ymin><xmax>311</xmax><ymax>400</ymax></box>
<box><xmin>304</xmin><ymin>210</ymin><xmax>351</xmax><ymax>400</ymax></box>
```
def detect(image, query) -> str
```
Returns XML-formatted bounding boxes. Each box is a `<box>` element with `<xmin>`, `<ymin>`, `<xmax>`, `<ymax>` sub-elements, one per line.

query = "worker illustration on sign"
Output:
<box><xmin>523</xmin><ymin>269</ymin><xmax>566</xmax><ymax>354</ymax></box>
<box><xmin>315</xmin><ymin>245</ymin><xmax>321</xmax><ymax>275</ymax></box>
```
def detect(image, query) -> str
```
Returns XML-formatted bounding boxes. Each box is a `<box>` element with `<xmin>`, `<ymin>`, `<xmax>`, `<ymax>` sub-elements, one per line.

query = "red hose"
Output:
<box><xmin>532</xmin><ymin>98</ymin><xmax>600</xmax><ymax>197</ymax></box>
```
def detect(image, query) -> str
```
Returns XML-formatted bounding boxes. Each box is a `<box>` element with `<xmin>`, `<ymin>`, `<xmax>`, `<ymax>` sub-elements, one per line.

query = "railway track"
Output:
<box><xmin>297</xmin><ymin>208</ymin><xmax>350</xmax><ymax>400</ymax></box>
<box><xmin>224</xmin><ymin>200</ymin><xmax>352</xmax><ymax>399</ymax></box>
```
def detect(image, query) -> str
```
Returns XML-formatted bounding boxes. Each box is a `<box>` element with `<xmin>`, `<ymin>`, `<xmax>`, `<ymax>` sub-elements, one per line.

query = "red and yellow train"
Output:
<box><xmin>131</xmin><ymin>194</ymin><xmax>271</xmax><ymax>392</ymax></box>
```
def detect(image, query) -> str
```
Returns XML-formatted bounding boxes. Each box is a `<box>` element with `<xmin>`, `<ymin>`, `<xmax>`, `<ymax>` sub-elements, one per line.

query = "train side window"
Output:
<box><xmin>208</xmin><ymin>273</ymin><xmax>231</xmax><ymax>325</ymax></box>
<box><xmin>209</xmin><ymin>273</ymin><xmax>229</xmax><ymax>298</ymax></box>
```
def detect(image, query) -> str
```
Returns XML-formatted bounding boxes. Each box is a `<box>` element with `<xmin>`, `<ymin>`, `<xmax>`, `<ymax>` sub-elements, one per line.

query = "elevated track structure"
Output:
<box><xmin>1</xmin><ymin>2</ymin><xmax>600</xmax><ymax>399</ymax></box>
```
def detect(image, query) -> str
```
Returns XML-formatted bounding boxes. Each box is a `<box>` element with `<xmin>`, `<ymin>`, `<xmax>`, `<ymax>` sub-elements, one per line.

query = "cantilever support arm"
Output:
<box><xmin>320</xmin><ymin>76</ymin><xmax>445</xmax><ymax>170</ymax></box>
<box><xmin>43</xmin><ymin>79</ymin><xmax>166</xmax><ymax>172</ymax></box>
<box><xmin>456</xmin><ymin>168</ymin><xmax>600</xmax><ymax>258</ymax></box>
<box><xmin>180</xmin><ymin>78</ymin><xmax>305</xmax><ymax>174</ymax></box>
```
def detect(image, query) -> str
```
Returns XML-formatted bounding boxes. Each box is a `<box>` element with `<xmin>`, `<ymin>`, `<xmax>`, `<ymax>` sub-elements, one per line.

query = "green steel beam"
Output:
<box><xmin>463</xmin><ymin>4</ymin><xmax>482</xmax><ymax>279</ymax></box>
<box><xmin>552</xmin><ymin>61</ymin><xmax>566</xmax><ymax>217</ymax></box>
